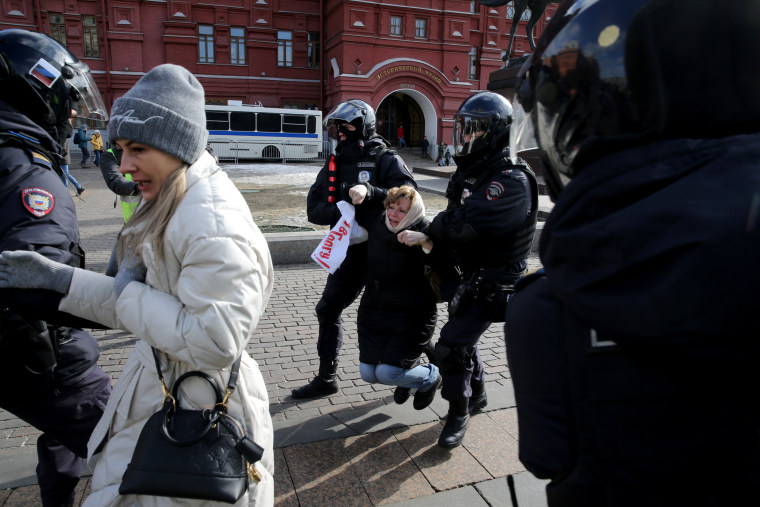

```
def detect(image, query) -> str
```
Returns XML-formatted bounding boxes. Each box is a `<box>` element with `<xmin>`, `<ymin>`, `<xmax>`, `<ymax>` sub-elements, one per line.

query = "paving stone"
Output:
<box><xmin>344</xmin><ymin>430</ymin><xmax>435</xmax><ymax>505</ymax></box>
<box><xmin>281</xmin><ymin>439</ymin><xmax>372</xmax><ymax>506</ymax></box>
<box><xmin>393</xmin><ymin>422</ymin><xmax>492</xmax><ymax>492</ymax></box>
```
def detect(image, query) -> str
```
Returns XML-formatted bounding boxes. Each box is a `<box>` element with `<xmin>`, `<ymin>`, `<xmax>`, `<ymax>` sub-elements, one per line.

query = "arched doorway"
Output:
<box><xmin>377</xmin><ymin>93</ymin><xmax>424</xmax><ymax>148</ymax></box>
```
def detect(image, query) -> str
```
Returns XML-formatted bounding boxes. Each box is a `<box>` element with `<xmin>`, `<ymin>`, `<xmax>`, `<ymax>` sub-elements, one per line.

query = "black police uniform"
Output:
<box><xmin>0</xmin><ymin>100</ymin><xmax>111</xmax><ymax>506</ymax></box>
<box><xmin>425</xmin><ymin>147</ymin><xmax>537</xmax><ymax>403</ymax></box>
<box><xmin>306</xmin><ymin>137</ymin><xmax>416</xmax><ymax>362</ymax></box>
<box><xmin>506</xmin><ymin>136</ymin><xmax>760</xmax><ymax>505</ymax></box>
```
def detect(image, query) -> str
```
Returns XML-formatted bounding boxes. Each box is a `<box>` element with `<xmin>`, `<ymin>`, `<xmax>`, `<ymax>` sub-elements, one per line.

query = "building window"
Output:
<box><xmin>470</xmin><ymin>1</ymin><xmax>476</xmax><ymax>13</ymax></box>
<box><xmin>277</xmin><ymin>31</ymin><xmax>293</xmax><ymax>67</ymax></box>
<box><xmin>230</xmin><ymin>27</ymin><xmax>245</xmax><ymax>64</ymax></box>
<box><xmin>307</xmin><ymin>32</ymin><xmax>320</xmax><ymax>69</ymax></box>
<box><xmin>468</xmin><ymin>47</ymin><xmax>478</xmax><ymax>80</ymax></box>
<box><xmin>49</xmin><ymin>13</ymin><xmax>66</xmax><ymax>46</ymax></box>
<box><xmin>507</xmin><ymin>2</ymin><xmax>532</xmax><ymax>21</ymax></box>
<box><xmin>199</xmin><ymin>25</ymin><xmax>214</xmax><ymax>63</ymax></box>
<box><xmin>415</xmin><ymin>18</ymin><xmax>426</xmax><ymax>38</ymax></box>
<box><xmin>390</xmin><ymin>16</ymin><xmax>402</xmax><ymax>36</ymax></box>
<box><xmin>82</xmin><ymin>16</ymin><xmax>99</xmax><ymax>58</ymax></box>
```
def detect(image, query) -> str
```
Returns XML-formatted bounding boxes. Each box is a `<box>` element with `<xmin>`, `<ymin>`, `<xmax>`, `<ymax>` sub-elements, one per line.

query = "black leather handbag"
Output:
<box><xmin>119</xmin><ymin>348</ymin><xmax>265</xmax><ymax>504</ymax></box>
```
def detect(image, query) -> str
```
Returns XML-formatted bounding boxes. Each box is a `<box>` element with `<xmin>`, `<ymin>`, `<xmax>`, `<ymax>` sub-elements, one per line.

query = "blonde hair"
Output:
<box><xmin>383</xmin><ymin>185</ymin><xmax>417</xmax><ymax>209</ymax></box>
<box><xmin>117</xmin><ymin>165</ymin><xmax>187</xmax><ymax>264</ymax></box>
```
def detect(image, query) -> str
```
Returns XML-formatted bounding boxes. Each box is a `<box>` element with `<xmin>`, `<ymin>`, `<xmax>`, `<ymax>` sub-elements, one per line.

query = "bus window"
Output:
<box><xmin>283</xmin><ymin>114</ymin><xmax>306</xmax><ymax>134</ymax></box>
<box><xmin>230</xmin><ymin>112</ymin><xmax>256</xmax><ymax>132</ymax></box>
<box><xmin>258</xmin><ymin>113</ymin><xmax>282</xmax><ymax>133</ymax></box>
<box><xmin>307</xmin><ymin>115</ymin><xmax>317</xmax><ymax>134</ymax></box>
<box><xmin>206</xmin><ymin>111</ymin><xmax>229</xmax><ymax>131</ymax></box>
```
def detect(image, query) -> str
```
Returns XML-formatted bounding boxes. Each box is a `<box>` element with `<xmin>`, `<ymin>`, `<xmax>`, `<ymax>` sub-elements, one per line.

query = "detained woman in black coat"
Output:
<box><xmin>350</xmin><ymin>185</ymin><xmax>442</xmax><ymax>410</ymax></box>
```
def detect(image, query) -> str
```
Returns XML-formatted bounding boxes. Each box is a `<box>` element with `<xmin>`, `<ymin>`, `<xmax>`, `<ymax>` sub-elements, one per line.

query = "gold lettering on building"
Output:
<box><xmin>375</xmin><ymin>65</ymin><xmax>442</xmax><ymax>85</ymax></box>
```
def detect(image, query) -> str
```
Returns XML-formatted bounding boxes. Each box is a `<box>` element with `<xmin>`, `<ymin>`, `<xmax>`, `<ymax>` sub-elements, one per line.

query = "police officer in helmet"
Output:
<box><xmin>0</xmin><ymin>29</ymin><xmax>112</xmax><ymax>506</ymax></box>
<box><xmin>506</xmin><ymin>0</ymin><xmax>760</xmax><ymax>503</ymax></box>
<box><xmin>402</xmin><ymin>91</ymin><xmax>538</xmax><ymax>448</ymax></box>
<box><xmin>294</xmin><ymin>99</ymin><xmax>416</xmax><ymax>398</ymax></box>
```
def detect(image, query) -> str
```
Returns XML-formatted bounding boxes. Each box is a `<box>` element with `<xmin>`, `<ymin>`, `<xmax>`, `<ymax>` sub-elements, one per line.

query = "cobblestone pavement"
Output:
<box><xmin>0</xmin><ymin>162</ymin><xmax>546</xmax><ymax>506</ymax></box>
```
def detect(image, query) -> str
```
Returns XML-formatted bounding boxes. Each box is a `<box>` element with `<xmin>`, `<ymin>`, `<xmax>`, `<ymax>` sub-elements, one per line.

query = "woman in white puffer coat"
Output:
<box><xmin>0</xmin><ymin>64</ymin><xmax>274</xmax><ymax>506</ymax></box>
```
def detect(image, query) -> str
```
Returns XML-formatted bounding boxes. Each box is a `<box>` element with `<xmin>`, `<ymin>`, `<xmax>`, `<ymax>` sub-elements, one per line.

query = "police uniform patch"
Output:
<box><xmin>29</xmin><ymin>150</ymin><xmax>53</xmax><ymax>169</ymax></box>
<box><xmin>358</xmin><ymin>170</ymin><xmax>371</xmax><ymax>182</ymax></box>
<box><xmin>22</xmin><ymin>188</ymin><xmax>55</xmax><ymax>217</ymax></box>
<box><xmin>486</xmin><ymin>181</ymin><xmax>505</xmax><ymax>200</ymax></box>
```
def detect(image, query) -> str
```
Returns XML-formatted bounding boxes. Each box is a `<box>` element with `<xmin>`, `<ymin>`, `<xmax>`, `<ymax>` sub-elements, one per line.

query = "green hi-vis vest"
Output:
<box><xmin>121</xmin><ymin>173</ymin><xmax>140</xmax><ymax>223</ymax></box>
<box><xmin>107</xmin><ymin>148</ymin><xmax>140</xmax><ymax>223</ymax></box>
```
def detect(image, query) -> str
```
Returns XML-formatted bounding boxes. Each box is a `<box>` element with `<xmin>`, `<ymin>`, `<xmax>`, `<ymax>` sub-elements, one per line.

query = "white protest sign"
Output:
<box><xmin>311</xmin><ymin>201</ymin><xmax>364</xmax><ymax>274</ymax></box>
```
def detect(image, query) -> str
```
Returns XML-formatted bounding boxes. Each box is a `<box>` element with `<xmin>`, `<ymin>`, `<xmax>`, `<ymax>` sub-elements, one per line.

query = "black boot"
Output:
<box><xmin>468</xmin><ymin>377</ymin><xmax>488</xmax><ymax>414</ymax></box>
<box><xmin>413</xmin><ymin>372</ymin><xmax>441</xmax><ymax>410</ymax></box>
<box><xmin>292</xmin><ymin>358</ymin><xmax>339</xmax><ymax>398</ymax></box>
<box><xmin>438</xmin><ymin>399</ymin><xmax>470</xmax><ymax>448</ymax></box>
<box><xmin>394</xmin><ymin>387</ymin><xmax>411</xmax><ymax>404</ymax></box>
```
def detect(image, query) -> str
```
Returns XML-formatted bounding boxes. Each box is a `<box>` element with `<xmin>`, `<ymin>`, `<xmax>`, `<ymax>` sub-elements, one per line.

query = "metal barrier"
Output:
<box><xmin>209</xmin><ymin>140</ymin><xmax>331</xmax><ymax>164</ymax></box>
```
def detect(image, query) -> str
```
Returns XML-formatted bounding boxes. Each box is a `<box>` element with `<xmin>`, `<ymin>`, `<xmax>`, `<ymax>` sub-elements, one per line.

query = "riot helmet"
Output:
<box><xmin>0</xmin><ymin>29</ymin><xmax>108</xmax><ymax>140</ymax></box>
<box><xmin>511</xmin><ymin>0</ymin><xmax>760</xmax><ymax>200</ymax></box>
<box><xmin>324</xmin><ymin>99</ymin><xmax>376</xmax><ymax>142</ymax></box>
<box><xmin>452</xmin><ymin>92</ymin><xmax>512</xmax><ymax>160</ymax></box>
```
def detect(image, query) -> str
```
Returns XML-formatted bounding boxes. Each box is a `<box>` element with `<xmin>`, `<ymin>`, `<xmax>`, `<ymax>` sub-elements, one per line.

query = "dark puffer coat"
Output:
<box><xmin>357</xmin><ymin>212</ymin><xmax>437</xmax><ymax>369</ymax></box>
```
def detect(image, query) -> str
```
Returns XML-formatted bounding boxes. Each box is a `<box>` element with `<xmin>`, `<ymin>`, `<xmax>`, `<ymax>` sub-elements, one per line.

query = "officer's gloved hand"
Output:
<box><xmin>0</xmin><ymin>250</ymin><xmax>74</xmax><ymax>293</ymax></box>
<box><xmin>113</xmin><ymin>250</ymin><xmax>147</xmax><ymax>297</ymax></box>
<box><xmin>348</xmin><ymin>184</ymin><xmax>368</xmax><ymax>205</ymax></box>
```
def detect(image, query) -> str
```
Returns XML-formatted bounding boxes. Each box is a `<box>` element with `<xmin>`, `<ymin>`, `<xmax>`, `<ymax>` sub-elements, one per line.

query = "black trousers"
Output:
<box><xmin>438</xmin><ymin>302</ymin><xmax>491</xmax><ymax>402</ymax></box>
<box><xmin>315</xmin><ymin>242</ymin><xmax>368</xmax><ymax>359</ymax></box>
<box><xmin>0</xmin><ymin>362</ymin><xmax>111</xmax><ymax>506</ymax></box>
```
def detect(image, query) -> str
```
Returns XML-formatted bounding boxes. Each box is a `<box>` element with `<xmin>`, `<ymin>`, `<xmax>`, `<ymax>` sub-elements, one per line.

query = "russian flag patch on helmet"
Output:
<box><xmin>22</xmin><ymin>187</ymin><xmax>55</xmax><ymax>217</ymax></box>
<box><xmin>29</xmin><ymin>58</ymin><xmax>61</xmax><ymax>88</ymax></box>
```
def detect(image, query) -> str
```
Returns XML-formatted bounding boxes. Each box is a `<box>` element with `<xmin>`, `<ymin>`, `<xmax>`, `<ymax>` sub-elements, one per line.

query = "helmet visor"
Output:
<box><xmin>324</xmin><ymin>101</ymin><xmax>362</xmax><ymax>128</ymax></box>
<box><xmin>68</xmin><ymin>63</ymin><xmax>108</xmax><ymax>121</ymax></box>
<box><xmin>509</xmin><ymin>100</ymin><xmax>537</xmax><ymax>164</ymax></box>
<box><xmin>453</xmin><ymin>115</ymin><xmax>490</xmax><ymax>156</ymax></box>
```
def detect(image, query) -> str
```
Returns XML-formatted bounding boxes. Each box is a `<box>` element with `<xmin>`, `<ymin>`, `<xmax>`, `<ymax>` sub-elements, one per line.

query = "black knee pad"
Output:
<box><xmin>315</xmin><ymin>297</ymin><xmax>341</xmax><ymax>325</ymax></box>
<box><xmin>435</xmin><ymin>342</ymin><xmax>473</xmax><ymax>374</ymax></box>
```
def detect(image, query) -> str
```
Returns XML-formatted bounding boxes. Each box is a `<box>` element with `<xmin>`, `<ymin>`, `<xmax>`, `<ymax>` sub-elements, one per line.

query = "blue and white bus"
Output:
<box><xmin>205</xmin><ymin>102</ymin><xmax>323</xmax><ymax>162</ymax></box>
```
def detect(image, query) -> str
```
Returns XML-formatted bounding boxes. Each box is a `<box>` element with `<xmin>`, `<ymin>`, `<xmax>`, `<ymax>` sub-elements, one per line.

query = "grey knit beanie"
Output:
<box><xmin>107</xmin><ymin>64</ymin><xmax>208</xmax><ymax>164</ymax></box>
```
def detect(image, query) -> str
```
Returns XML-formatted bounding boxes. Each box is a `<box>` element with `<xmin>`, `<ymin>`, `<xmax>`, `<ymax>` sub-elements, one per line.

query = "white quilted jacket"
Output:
<box><xmin>60</xmin><ymin>151</ymin><xmax>275</xmax><ymax>506</ymax></box>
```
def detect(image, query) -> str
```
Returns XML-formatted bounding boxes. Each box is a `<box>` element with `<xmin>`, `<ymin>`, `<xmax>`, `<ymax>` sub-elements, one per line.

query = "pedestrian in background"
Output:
<box><xmin>75</xmin><ymin>123</ymin><xmax>90</xmax><ymax>167</ymax></box>
<box><xmin>421</xmin><ymin>135</ymin><xmax>430</xmax><ymax>159</ymax></box>
<box><xmin>90</xmin><ymin>129</ymin><xmax>103</xmax><ymax>167</ymax></box>
<box><xmin>0</xmin><ymin>28</ymin><xmax>111</xmax><ymax>507</ymax></box>
<box><xmin>397</xmin><ymin>122</ymin><xmax>406</xmax><ymax>148</ymax></box>
<box><xmin>61</xmin><ymin>125</ymin><xmax>85</xmax><ymax>195</ymax></box>
<box><xmin>0</xmin><ymin>63</ymin><xmax>276</xmax><ymax>505</ymax></box>
<box><xmin>99</xmin><ymin>147</ymin><xmax>139</xmax><ymax>223</ymax></box>
<box><xmin>294</xmin><ymin>99</ymin><xmax>416</xmax><ymax>398</ymax></box>
<box><xmin>506</xmin><ymin>0</ymin><xmax>760</xmax><ymax>503</ymax></box>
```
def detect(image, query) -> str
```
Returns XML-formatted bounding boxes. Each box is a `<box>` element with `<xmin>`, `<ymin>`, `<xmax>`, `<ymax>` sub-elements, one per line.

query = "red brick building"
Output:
<box><xmin>0</xmin><ymin>0</ymin><xmax>556</xmax><ymax>148</ymax></box>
